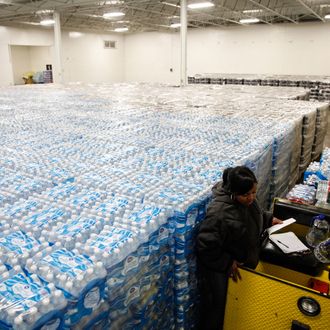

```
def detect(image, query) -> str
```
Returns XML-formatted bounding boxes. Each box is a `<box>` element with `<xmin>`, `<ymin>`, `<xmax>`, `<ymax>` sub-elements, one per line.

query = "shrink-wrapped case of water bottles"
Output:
<box><xmin>25</xmin><ymin>246</ymin><xmax>107</xmax><ymax>328</ymax></box>
<box><xmin>0</xmin><ymin>265</ymin><xmax>67</xmax><ymax>330</ymax></box>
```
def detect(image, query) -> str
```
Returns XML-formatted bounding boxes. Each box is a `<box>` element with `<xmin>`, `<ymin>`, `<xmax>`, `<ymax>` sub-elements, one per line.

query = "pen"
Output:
<box><xmin>277</xmin><ymin>240</ymin><xmax>289</xmax><ymax>248</ymax></box>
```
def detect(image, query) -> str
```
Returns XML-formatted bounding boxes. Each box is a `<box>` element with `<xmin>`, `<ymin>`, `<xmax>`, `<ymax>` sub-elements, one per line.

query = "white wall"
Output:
<box><xmin>61</xmin><ymin>31</ymin><xmax>124</xmax><ymax>83</ymax></box>
<box><xmin>0</xmin><ymin>26</ymin><xmax>54</xmax><ymax>86</ymax></box>
<box><xmin>0</xmin><ymin>26</ymin><xmax>124</xmax><ymax>86</ymax></box>
<box><xmin>124</xmin><ymin>22</ymin><xmax>330</xmax><ymax>81</ymax></box>
<box><xmin>0</xmin><ymin>44</ymin><xmax>12</xmax><ymax>86</ymax></box>
<box><xmin>30</xmin><ymin>46</ymin><xmax>53</xmax><ymax>73</ymax></box>
<box><xmin>1</xmin><ymin>22</ymin><xmax>330</xmax><ymax>87</ymax></box>
<box><xmin>0</xmin><ymin>26</ymin><xmax>53</xmax><ymax>86</ymax></box>
<box><xmin>10</xmin><ymin>46</ymin><xmax>31</xmax><ymax>85</ymax></box>
<box><xmin>124</xmin><ymin>32</ymin><xmax>181</xmax><ymax>85</ymax></box>
<box><xmin>187</xmin><ymin>22</ymin><xmax>330</xmax><ymax>76</ymax></box>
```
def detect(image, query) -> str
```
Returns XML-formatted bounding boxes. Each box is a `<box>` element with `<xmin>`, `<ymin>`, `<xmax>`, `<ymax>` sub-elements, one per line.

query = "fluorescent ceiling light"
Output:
<box><xmin>105</xmin><ymin>1</ymin><xmax>124</xmax><ymax>4</ymax></box>
<box><xmin>239</xmin><ymin>18</ymin><xmax>260</xmax><ymax>24</ymax></box>
<box><xmin>85</xmin><ymin>14</ymin><xmax>101</xmax><ymax>18</ymax></box>
<box><xmin>22</xmin><ymin>22</ymin><xmax>41</xmax><ymax>26</ymax></box>
<box><xmin>325</xmin><ymin>14</ymin><xmax>330</xmax><ymax>19</ymax></box>
<box><xmin>162</xmin><ymin>1</ymin><xmax>181</xmax><ymax>8</ymax></box>
<box><xmin>114</xmin><ymin>27</ymin><xmax>128</xmax><ymax>32</ymax></box>
<box><xmin>36</xmin><ymin>10</ymin><xmax>54</xmax><ymax>15</ymax></box>
<box><xmin>103</xmin><ymin>12</ymin><xmax>125</xmax><ymax>18</ymax></box>
<box><xmin>243</xmin><ymin>9</ymin><xmax>262</xmax><ymax>14</ymax></box>
<box><xmin>170</xmin><ymin>23</ymin><xmax>181</xmax><ymax>28</ymax></box>
<box><xmin>188</xmin><ymin>2</ymin><xmax>214</xmax><ymax>9</ymax></box>
<box><xmin>40</xmin><ymin>19</ymin><xmax>55</xmax><ymax>26</ymax></box>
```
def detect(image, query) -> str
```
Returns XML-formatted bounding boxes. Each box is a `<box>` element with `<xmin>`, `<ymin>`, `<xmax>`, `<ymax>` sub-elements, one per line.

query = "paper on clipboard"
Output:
<box><xmin>266</xmin><ymin>218</ymin><xmax>296</xmax><ymax>235</ymax></box>
<box><xmin>269</xmin><ymin>231</ymin><xmax>309</xmax><ymax>254</ymax></box>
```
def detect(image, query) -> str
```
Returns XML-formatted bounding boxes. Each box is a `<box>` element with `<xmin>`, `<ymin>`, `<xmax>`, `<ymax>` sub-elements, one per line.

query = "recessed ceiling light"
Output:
<box><xmin>170</xmin><ymin>23</ymin><xmax>181</xmax><ymax>28</ymax></box>
<box><xmin>40</xmin><ymin>19</ymin><xmax>55</xmax><ymax>26</ymax></box>
<box><xmin>188</xmin><ymin>2</ymin><xmax>214</xmax><ymax>9</ymax></box>
<box><xmin>114</xmin><ymin>27</ymin><xmax>128</xmax><ymax>32</ymax></box>
<box><xmin>103</xmin><ymin>12</ymin><xmax>125</xmax><ymax>18</ymax></box>
<box><xmin>239</xmin><ymin>18</ymin><xmax>260</xmax><ymax>24</ymax></box>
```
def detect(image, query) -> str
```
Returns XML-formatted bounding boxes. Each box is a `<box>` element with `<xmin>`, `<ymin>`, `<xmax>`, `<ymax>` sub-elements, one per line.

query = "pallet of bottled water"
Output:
<box><xmin>1</xmin><ymin>82</ymin><xmax>328</xmax><ymax>329</ymax></box>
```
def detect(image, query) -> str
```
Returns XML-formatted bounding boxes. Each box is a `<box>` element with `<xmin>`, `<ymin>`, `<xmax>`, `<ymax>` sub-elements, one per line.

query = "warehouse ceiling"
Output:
<box><xmin>0</xmin><ymin>0</ymin><xmax>330</xmax><ymax>33</ymax></box>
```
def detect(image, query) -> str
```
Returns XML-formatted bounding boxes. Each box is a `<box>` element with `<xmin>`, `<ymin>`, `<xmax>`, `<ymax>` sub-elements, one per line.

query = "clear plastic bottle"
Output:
<box><xmin>314</xmin><ymin>238</ymin><xmax>330</xmax><ymax>263</ymax></box>
<box><xmin>305</xmin><ymin>214</ymin><xmax>329</xmax><ymax>247</ymax></box>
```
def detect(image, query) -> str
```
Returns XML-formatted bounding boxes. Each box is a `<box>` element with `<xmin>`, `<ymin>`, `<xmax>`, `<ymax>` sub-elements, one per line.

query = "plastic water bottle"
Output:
<box><xmin>306</xmin><ymin>214</ymin><xmax>329</xmax><ymax>247</ymax></box>
<box><xmin>314</xmin><ymin>238</ymin><xmax>330</xmax><ymax>263</ymax></box>
<box><xmin>0</xmin><ymin>266</ymin><xmax>67</xmax><ymax>329</ymax></box>
<box><xmin>0</xmin><ymin>230</ymin><xmax>48</xmax><ymax>268</ymax></box>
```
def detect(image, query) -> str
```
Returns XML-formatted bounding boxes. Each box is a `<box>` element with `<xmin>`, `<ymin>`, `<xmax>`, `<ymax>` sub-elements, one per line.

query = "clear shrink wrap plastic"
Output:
<box><xmin>25</xmin><ymin>246</ymin><xmax>107</xmax><ymax>327</ymax></box>
<box><xmin>312</xmin><ymin>104</ymin><xmax>329</xmax><ymax>160</ymax></box>
<box><xmin>0</xmin><ymin>265</ymin><xmax>67</xmax><ymax>330</ymax></box>
<box><xmin>0</xmin><ymin>82</ymin><xmax>328</xmax><ymax>329</ymax></box>
<box><xmin>0</xmin><ymin>229</ymin><xmax>49</xmax><ymax>268</ymax></box>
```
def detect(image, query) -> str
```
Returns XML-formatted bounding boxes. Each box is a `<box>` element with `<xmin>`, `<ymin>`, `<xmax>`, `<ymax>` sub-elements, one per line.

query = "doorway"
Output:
<box><xmin>10</xmin><ymin>45</ymin><xmax>53</xmax><ymax>85</ymax></box>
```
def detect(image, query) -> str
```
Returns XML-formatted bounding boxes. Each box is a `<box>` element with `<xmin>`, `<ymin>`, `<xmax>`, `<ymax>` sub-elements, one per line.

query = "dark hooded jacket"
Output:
<box><xmin>197</xmin><ymin>182</ymin><xmax>273</xmax><ymax>273</ymax></box>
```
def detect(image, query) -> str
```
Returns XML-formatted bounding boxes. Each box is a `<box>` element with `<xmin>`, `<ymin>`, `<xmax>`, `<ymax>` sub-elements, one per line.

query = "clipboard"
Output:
<box><xmin>269</xmin><ymin>231</ymin><xmax>310</xmax><ymax>254</ymax></box>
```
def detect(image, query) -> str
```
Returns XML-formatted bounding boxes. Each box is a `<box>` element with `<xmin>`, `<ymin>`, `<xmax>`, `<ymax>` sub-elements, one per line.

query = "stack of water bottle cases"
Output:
<box><xmin>0</xmin><ymin>83</ymin><xmax>328</xmax><ymax>329</ymax></box>
<box><xmin>189</xmin><ymin>73</ymin><xmax>330</xmax><ymax>101</ymax></box>
<box><xmin>287</xmin><ymin>147</ymin><xmax>330</xmax><ymax>206</ymax></box>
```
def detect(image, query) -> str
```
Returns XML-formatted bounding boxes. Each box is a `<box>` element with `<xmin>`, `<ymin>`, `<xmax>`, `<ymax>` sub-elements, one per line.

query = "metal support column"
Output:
<box><xmin>53</xmin><ymin>11</ymin><xmax>63</xmax><ymax>84</ymax></box>
<box><xmin>180</xmin><ymin>0</ymin><xmax>187</xmax><ymax>86</ymax></box>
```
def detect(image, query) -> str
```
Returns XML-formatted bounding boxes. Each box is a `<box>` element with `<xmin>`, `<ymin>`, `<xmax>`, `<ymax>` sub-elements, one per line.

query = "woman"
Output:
<box><xmin>196</xmin><ymin>166</ymin><xmax>282</xmax><ymax>330</ymax></box>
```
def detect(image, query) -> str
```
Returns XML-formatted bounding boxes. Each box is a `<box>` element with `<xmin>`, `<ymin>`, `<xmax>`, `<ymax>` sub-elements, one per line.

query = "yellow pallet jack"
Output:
<box><xmin>224</xmin><ymin>199</ymin><xmax>330</xmax><ymax>330</ymax></box>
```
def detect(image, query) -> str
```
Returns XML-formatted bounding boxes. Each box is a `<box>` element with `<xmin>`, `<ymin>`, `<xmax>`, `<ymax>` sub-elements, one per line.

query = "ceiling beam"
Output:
<box><xmin>189</xmin><ymin>9</ymin><xmax>244</xmax><ymax>25</ymax></box>
<box><xmin>119</xmin><ymin>3</ymin><xmax>174</xmax><ymax>19</ymax></box>
<box><xmin>189</xmin><ymin>17</ymin><xmax>228</xmax><ymax>27</ymax></box>
<box><xmin>247</xmin><ymin>0</ymin><xmax>298</xmax><ymax>24</ymax></box>
<box><xmin>296</xmin><ymin>0</ymin><xmax>325</xmax><ymax>22</ymax></box>
<box><xmin>0</xmin><ymin>0</ymin><xmax>327</xmax><ymax>32</ymax></box>
<box><xmin>62</xmin><ymin>12</ymin><xmax>195</xmax><ymax>31</ymax></box>
<box><xmin>218</xmin><ymin>3</ymin><xmax>272</xmax><ymax>25</ymax></box>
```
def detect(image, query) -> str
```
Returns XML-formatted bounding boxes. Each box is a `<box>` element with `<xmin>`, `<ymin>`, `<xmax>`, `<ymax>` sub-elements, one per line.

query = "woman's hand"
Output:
<box><xmin>229</xmin><ymin>260</ymin><xmax>242</xmax><ymax>282</ymax></box>
<box><xmin>272</xmin><ymin>217</ymin><xmax>283</xmax><ymax>225</ymax></box>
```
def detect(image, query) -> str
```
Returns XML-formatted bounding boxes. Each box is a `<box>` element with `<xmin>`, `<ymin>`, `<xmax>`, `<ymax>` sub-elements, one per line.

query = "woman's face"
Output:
<box><xmin>235</xmin><ymin>183</ymin><xmax>257</xmax><ymax>206</ymax></box>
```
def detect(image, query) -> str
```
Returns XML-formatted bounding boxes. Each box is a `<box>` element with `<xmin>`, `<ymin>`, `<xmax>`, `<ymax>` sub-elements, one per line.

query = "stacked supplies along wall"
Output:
<box><xmin>190</xmin><ymin>73</ymin><xmax>330</xmax><ymax>101</ymax></box>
